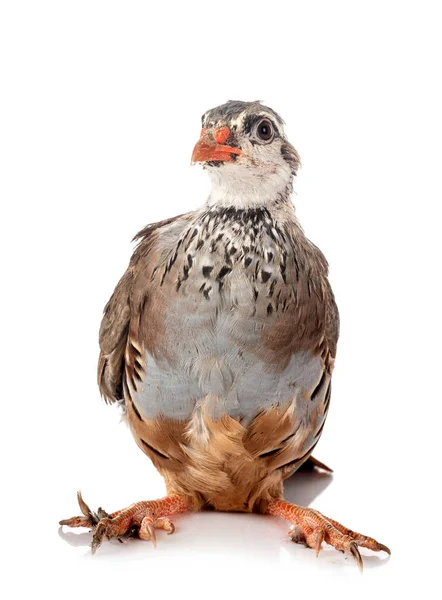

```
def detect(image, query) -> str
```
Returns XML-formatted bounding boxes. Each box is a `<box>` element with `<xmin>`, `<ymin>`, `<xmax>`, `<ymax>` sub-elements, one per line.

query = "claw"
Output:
<box><xmin>314</xmin><ymin>529</ymin><xmax>325</xmax><ymax>557</ymax></box>
<box><xmin>77</xmin><ymin>491</ymin><xmax>91</xmax><ymax>517</ymax></box>
<box><xmin>91</xmin><ymin>538</ymin><xmax>101</xmax><ymax>555</ymax></box>
<box><xmin>378</xmin><ymin>543</ymin><xmax>391</xmax><ymax>555</ymax></box>
<box><xmin>147</xmin><ymin>523</ymin><xmax>157</xmax><ymax>547</ymax></box>
<box><xmin>91</xmin><ymin>522</ymin><xmax>108</xmax><ymax>555</ymax></box>
<box><xmin>349</xmin><ymin>542</ymin><xmax>363</xmax><ymax>573</ymax></box>
<box><xmin>139</xmin><ymin>517</ymin><xmax>158</xmax><ymax>546</ymax></box>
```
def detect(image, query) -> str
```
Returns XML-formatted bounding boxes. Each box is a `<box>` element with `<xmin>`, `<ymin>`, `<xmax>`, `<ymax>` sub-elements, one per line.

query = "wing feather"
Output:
<box><xmin>97</xmin><ymin>214</ymin><xmax>187</xmax><ymax>404</ymax></box>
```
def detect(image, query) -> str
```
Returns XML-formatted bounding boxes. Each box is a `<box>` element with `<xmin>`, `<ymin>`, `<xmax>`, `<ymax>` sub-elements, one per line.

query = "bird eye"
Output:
<box><xmin>256</xmin><ymin>119</ymin><xmax>274</xmax><ymax>142</ymax></box>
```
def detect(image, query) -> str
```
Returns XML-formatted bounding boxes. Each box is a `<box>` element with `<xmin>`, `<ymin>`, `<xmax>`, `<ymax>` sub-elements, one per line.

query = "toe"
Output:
<box><xmin>356</xmin><ymin>535</ymin><xmax>391</xmax><ymax>555</ymax></box>
<box><xmin>326</xmin><ymin>516</ymin><xmax>391</xmax><ymax>556</ymax></box>
<box><xmin>59</xmin><ymin>515</ymin><xmax>92</xmax><ymax>528</ymax></box>
<box><xmin>307</xmin><ymin>527</ymin><xmax>325</xmax><ymax>557</ymax></box>
<box><xmin>155</xmin><ymin>517</ymin><xmax>175</xmax><ymax>535</ymax></box>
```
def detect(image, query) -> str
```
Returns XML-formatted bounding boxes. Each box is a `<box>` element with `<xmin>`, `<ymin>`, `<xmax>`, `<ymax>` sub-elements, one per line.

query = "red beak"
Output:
<box><xmin>191</xmin><ymin>127</ymin><xmax>244</xmax><ymax>165</ymax></box>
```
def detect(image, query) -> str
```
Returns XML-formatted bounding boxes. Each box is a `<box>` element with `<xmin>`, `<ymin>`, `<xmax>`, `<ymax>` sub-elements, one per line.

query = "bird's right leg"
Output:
<box><xmin>60</xmin><ymin>492</ymin><xmax>190</xmax><ymax>553</ymax></box>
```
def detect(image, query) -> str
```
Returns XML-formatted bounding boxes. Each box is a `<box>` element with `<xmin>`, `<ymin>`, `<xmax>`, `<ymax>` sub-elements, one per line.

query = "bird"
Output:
<box><xmin>60</xmin><ymin>100</ymin><xmax>390</xmax><ymax>569</ymax></box>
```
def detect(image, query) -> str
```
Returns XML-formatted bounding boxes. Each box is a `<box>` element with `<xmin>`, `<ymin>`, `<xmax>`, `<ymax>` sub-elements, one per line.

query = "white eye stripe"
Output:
<box><xmin>202</xmin><ymin>111</ymin><xmax>283</xmax><ymax>141</ymax></box>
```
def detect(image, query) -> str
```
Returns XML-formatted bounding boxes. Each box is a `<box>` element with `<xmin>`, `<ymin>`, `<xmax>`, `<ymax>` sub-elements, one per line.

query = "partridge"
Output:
<box><xmin>61</xmin><ymin>100</ymin><xmax>389</xmax><ymax>569</ymax></box>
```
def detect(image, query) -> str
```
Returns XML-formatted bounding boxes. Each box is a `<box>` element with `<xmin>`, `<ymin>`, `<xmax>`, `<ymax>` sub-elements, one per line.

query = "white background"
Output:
<box><xmin>1</xmin><ymin>1</ymin><xmax>440</xmax><ymax>598</ymax></box>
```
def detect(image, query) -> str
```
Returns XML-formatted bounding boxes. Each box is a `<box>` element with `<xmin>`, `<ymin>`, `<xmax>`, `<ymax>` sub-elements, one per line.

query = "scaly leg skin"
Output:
<box><xmin>60</xmin><ymin>492</ymin><xmax>189</xmax><ymax>554</ymax></box>
<box><xmin>266</xmin><ymin>498</ymin><xmax>390</xmax><ymax>572</ymax></box>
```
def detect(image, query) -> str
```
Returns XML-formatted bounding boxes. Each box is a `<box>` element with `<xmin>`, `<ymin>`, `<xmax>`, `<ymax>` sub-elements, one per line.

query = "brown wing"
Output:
<box><xmin>323</xmin><ymin>276</ymin><xmax>340</xmax><ymax>361</ymax></box>
<box><xmin>301</xmin><ymin>236</ymin><xmax>340</xmax><ymax>367</ymax></box>
<box><xmin>97</xmin><ymin>214</ymin><xmax>187</xmax><ymax>404</ymax></box>
<box><xmin>97</xmin><ymin>269</ymin><xmax>132</xmax><ymax>403</ymax></box>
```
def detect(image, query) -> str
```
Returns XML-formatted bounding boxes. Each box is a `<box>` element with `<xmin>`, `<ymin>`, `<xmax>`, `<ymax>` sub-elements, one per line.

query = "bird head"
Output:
<box><xmin>191</xmin><ymin>100</ymin><xmax>300</xmax><ymax>208</ymax></box>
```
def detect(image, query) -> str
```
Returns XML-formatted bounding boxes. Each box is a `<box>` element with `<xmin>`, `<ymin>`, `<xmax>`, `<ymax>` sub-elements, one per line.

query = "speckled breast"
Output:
<box><xmin>131</xmin><ymin>208</ymin><xmax>328</xmax><ymax>427</ymax></box>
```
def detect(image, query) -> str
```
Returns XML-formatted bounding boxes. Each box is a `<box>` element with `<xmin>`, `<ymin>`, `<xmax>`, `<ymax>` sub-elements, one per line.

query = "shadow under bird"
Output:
<box><xmin>60</xmin><ymin>100</ymin><xmax>390</xmax><ymax>570</ymax></box>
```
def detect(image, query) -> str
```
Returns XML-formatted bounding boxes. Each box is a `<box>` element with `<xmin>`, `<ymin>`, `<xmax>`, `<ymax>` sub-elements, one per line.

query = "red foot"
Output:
<box><xmin>267</xmin><ymin>498</ymin><xmax>390</xmax><ymax>571</ymax></box>
<box><xmin>60</xmin><ymin>492</ymin><xmax>189</xmax><ymax>553</ymax></box>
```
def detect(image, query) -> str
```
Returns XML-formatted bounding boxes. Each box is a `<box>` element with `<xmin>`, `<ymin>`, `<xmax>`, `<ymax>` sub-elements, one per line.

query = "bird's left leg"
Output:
<box><xmin>266</xmin><ymin>498</ymin><xmax>390</xmax><ymax>571</ymax></box>
<box><xmin>60</xmin><ymin>492</ymin><xmax>190</xmax><ymax>553</ymax></box>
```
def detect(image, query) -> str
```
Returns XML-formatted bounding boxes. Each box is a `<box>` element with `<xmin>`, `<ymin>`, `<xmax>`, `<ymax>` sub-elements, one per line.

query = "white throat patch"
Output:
<box><xmin>206</xmin><ymin>161</ymin><xmax>293</xmax><ymax>209</ymax></box>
